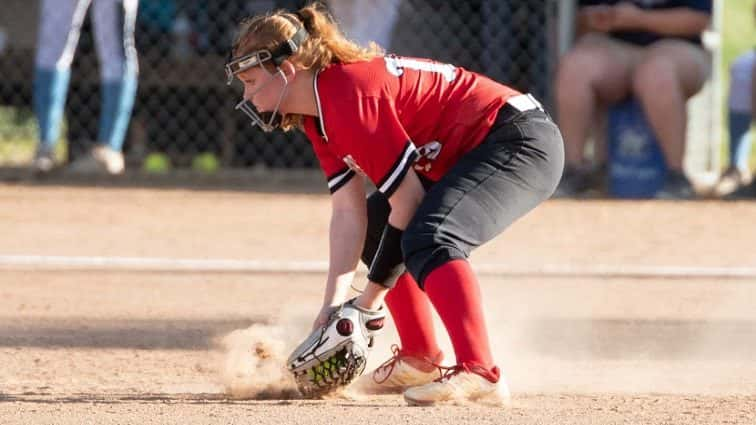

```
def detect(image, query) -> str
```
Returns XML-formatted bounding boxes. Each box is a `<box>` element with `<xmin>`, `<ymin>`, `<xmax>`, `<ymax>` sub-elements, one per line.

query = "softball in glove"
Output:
<box><xmin>287</xmin><ymin>299</ymin><xmax>385</xmax><ymax>397</ymax></box>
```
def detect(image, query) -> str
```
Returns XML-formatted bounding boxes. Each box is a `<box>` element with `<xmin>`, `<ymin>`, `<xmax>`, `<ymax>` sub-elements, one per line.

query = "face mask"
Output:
<box><xmin>233</xmin><ymin>67</ymin><xmax>289</xmax><ymax>133</ymax></box>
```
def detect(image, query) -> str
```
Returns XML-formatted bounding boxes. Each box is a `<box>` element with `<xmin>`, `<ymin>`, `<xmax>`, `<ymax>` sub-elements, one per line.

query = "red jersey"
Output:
<box><xmin>303</xmin><ymin>55</ymin><xmax>521</xmax><ymax>196</ymax></box>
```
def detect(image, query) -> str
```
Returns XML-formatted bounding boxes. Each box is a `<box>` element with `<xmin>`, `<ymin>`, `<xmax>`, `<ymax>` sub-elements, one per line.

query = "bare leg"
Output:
<box><xmin>555</xmin><ymin>34</ymin><xmax>636</xmax><ymax>167</ymax></box>
<box><xmin>632</xmin><ymin>40</ymin><xmax>709</xmax><ymax>172</ymax></box>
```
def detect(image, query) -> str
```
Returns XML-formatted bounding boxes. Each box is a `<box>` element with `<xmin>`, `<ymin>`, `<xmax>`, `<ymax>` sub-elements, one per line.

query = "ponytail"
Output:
<box><xmin>293</xmin><ymin>3</ymin><xmax>384</xmax><ymax>69</ymax></box>
<box><xmin>232</xmin><ymin>2</ymin><xmax>383</xmax><ymax>69</ymax></box>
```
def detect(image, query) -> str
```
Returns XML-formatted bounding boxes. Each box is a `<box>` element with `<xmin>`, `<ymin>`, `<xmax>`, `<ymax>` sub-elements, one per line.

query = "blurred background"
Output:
<box><xmin>0</xmin><ymin>0</ymin><xmax>557</xmax><ymax>171</ymax></box>
<box><xmin>0</xmin><ymin>0</ymin><xmax>751</xmax><ymax>198</ymax></box>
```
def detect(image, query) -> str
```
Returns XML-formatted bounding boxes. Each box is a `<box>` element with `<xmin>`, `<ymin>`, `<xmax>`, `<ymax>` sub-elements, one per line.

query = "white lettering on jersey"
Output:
<box><xmin>343</xmin><ymin>155</ymin><xmax>367</xmax><ymax>176</ymax></box>
<box><xmin>416</xmin><ymin>141</ymin><xmax>442</xmax><ymax>160</ymax></box>
<box><xmin>384</xmin><ymin>56</ymin><xmax>457</xmax><ymax>82</ymax></box>
<box><xmin>413</xmin><ymin>141</ymin><xmax>443</xmax><ymax>173</ymax></box>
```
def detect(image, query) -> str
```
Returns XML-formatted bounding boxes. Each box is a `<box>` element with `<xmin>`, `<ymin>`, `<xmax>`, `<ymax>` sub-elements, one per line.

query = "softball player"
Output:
<box><xmin>226</xmin><ymin>3</ymin><xmax>564</xmax><ymax>405</ymax></box>
<box><xmin>33</xmin><ymin>0</ymin><xmax>139</xmax><ymax>174</ymax></box>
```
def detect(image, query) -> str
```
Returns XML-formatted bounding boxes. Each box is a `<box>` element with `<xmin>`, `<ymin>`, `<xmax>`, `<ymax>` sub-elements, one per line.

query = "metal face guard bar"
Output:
<box><xmin>233</xmin><ymin>68</ymin><xmax>289</xmax><ymax>132</ymax></box>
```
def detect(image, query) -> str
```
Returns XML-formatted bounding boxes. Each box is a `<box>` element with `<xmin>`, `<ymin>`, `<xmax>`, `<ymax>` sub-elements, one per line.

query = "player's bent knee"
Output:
<box><xmin>401</xmin><ymin>232</ymin><xmax>466</xmax><ymax>289</ymax></box>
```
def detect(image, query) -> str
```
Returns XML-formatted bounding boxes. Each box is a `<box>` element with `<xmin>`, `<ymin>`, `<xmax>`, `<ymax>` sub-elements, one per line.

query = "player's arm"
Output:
<box><xmin>386</xmin><ymin>166</ymin><xmax>425</xmax><ymax>230</ymax></box>
<box><xmin>610</xmin><ymin>4</ymin><xmax>710</xmax><ymax>37</ymax></box>
<box><xmin>302</xmin><ymin>120</ymin><xmax>367</xmax><ymax>321</ymax></box>
<box><xmin>320</xmin><ymin>174</ymin><xmax>367</xmax><ymax>313</ymax></box>
<box><xmin>355</xmin><ymin>168</ymin><xmax>425</xmax><ymax>310</ymax></box>
<box><xmin>576</xmin><ymin>5</ymin><xmax>614</xmax><ymax>35</ymax></box>
<box><xmin>328</xmin><ymin>97</ymin><xmax>423</xmax><ymax>310</ymax></box>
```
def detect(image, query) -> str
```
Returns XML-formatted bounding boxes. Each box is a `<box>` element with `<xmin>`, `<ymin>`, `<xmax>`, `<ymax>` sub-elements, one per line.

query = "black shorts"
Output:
<box><xmin>362</xmin><ymin>99</ymin><xmax>565</xmax><ymax>287</ymax></box>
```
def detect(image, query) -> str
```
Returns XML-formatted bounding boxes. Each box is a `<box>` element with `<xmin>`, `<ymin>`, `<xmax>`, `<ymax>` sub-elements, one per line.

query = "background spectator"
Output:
<box><xmin>33</xmin><ymin>0</ymin><xmax>139</xmax><ymax>175</ymax></box>
<box><xmin>327</xmin><ymin>0</ymin><xmax>401</xmax><ymax>50</ymax></box>
<box><xmin>554</xmin><ymin>0</ymin><xmax>712</xmax><ymax>199</ymax></box>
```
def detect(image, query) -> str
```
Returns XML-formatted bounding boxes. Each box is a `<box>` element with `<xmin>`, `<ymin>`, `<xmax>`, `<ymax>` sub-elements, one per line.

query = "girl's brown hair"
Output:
<box><xmin>232</xmin><ymin>2</ymin><xmax>384</xmax><ymax>130</ymax></box>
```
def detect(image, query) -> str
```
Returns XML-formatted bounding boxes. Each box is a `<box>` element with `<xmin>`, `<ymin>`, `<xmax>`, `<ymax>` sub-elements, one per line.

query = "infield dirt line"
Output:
<box><xmin>1</xmin><ymin>255</ymin><xmax>755</xmax><ymax>279</ymax></box>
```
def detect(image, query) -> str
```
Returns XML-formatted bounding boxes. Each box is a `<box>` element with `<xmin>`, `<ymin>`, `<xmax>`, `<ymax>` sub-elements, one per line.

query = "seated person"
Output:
<box><xmin>554</xmin><ymin>0</ymin><xmax>712</xmax><ymax>199</ymax></box>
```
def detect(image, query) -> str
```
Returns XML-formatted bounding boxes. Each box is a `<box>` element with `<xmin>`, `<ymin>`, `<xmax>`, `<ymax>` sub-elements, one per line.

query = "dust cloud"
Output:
<box><xmin>217</xmin><ymin>323</ymin><xmax>300</xmax><ymax>399</ymax></box>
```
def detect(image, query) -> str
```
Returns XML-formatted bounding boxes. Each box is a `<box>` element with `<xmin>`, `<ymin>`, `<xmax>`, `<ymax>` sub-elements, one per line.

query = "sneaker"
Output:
<box><xmin>655</xmin><ymin>170</ymin><xmax>695</xmax><ymax>200</ymax></box>
<box><xmin>553</xmin><ymin>163</ymin><xmax>606</xmax><ymax>198</ymax></box>
<box><xmin>69</xmin><ymin>145</ymin><xmax>125</xmax><ymax>175</ymax></box>
<box><xmin>403</xmin><ymin>364</ymin><xmax>510</xmax><ymax>407</ymax></box>
<box><xmin>713</xmin><ymin>166</ymin><xmax>752</xmax><ymax>197</ymax></box>
<box><xmin>724</xmin><ymin>179</ymin><xmax>756</xmax><ymax>200</ymax></box>
<box><xmin>353</xmin><ymin>345</ymin><xmax>443</xmax><ymax>394</ymax></box>
<box><xmin>32</xmin><ymin>146</ymin><xmax>56</xmax><ymax>173</ymax></box>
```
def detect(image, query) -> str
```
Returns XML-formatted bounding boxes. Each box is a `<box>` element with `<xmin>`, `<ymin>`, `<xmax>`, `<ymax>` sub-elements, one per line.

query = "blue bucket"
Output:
<box><xmin>607</xmin><ymin>99</ymin><xmax>667</xmax><ymax>198</ymax></box>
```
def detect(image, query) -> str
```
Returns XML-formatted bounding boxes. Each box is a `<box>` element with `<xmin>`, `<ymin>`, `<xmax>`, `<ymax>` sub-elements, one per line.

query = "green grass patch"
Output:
<box><xmin>720</xmin><ymin>0</ymin><xmax>756</xmax><ymax>170</ymax></box>
<box><xmin>0</xmin><ymin>106</ymin><xmax>38</xmax><ymax>165</ymax></box>
<box><xmin>0</xmin><ymin>106</ymin><xmax>67</xmax><ymax>165</ymax></box>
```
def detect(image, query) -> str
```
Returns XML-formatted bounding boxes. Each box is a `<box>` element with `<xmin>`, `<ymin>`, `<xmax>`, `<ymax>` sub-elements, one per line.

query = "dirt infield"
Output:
<box><xmin>1</xmin><ymin>184</ymin><xmax>755</xmax><ymax>424</ymax></box>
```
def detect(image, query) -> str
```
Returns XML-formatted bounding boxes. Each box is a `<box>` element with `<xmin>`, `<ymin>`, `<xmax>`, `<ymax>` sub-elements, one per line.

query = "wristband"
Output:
<box><xmin>367</xmin><ymin>223</ymin><xmax>404</xmax><ymax>287</ymax></box>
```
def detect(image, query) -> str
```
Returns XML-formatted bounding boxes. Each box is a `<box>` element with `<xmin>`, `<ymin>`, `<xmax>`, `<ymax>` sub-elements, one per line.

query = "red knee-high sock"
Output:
<box><xmin>385</xmin><ymin>272</ymin><xmax>441</xmax><ymax>360</ymax></box>
<box><xmin>424</xmin><ymin>259</ymin><xmax>500</xmax><ymax>383</ymax></box>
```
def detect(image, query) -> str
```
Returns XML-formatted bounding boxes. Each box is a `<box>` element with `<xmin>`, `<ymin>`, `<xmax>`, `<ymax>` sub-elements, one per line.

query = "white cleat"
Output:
<box><xmin>354</xmin><ymin>345</ymin><xmax>443</xmax><ymax>394</ymax></box>
<box><xmin>403</xmin><ymin>365</ymin><xmax>511</xmax><ymax>407</ymax></box>
<box><xmin>69</xmin><ymin>145</ymin><xmax>125</xmax><ymax>175</ymax></box>
<box><xmin>713</xmin><ymin>166</ymin><xmax>752</xmax><ymax>197</ymax></box>
<box><xmin>32</xmin><ymin>147</ymin><xmax>56</xmax><ymax>173</ymax></box>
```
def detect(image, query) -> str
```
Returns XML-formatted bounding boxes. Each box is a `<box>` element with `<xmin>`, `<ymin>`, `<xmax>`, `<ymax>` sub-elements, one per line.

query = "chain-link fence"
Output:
<box><xmin>0</xmin><ymin>0</ymin><xmax>559</xmax><ymax>172</ymax></box>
